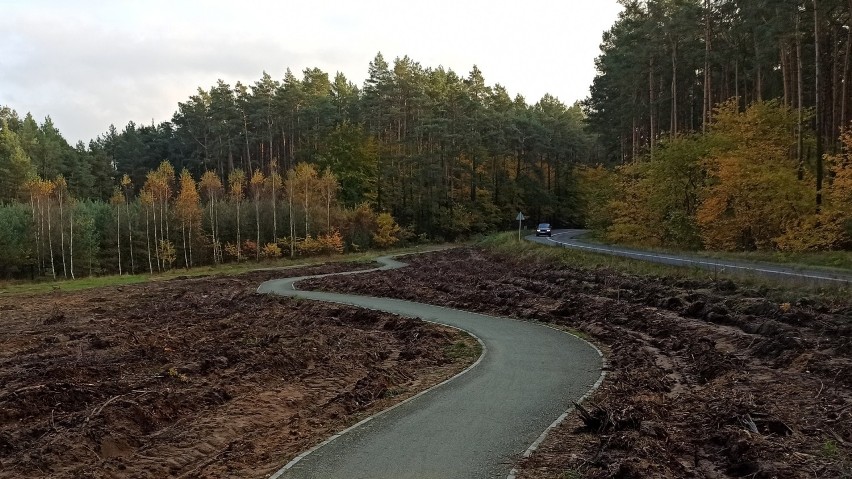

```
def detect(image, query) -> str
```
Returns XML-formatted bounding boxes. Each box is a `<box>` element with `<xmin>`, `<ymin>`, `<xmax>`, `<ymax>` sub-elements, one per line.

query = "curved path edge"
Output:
<box><xmin>530</xmin><ymin>229</ymin><xmax>852</xmax><ymax>286</ymax></box>
<box><xmin>257</xmin><ymin>253</ymin><xmax>606</xmax><ymax>479</ymax></box>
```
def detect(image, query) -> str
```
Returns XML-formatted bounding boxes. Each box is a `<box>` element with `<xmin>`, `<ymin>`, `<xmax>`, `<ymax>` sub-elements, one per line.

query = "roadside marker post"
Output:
<box><xmin>516</xmin><ymin>212</ymin><xmax>525</xmax><ymax>241</ymax></box>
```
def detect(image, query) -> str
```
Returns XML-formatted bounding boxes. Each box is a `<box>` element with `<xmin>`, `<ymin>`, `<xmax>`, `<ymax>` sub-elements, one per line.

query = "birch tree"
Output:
<box><xmin>250</xmin><ymin>169</ymin><xmax>266</xmax><ymax>261</ymax></box>
<box><xmin>176</xmin><ymin>169</ymin><xmax>201</xmax><ymax>268</ymax></box>
<box><xmin>319</xmin><ymin>167</ymin><xmax>339</xmax><ymax>231</ymax></box>
<box><xmin>268</xmin><ymin>160</ymin><xmax>281</xmax><ymax>242</ymax></box>
<box><xmin>140</xmin><ymin>188</ymin><xmax>155</xmax><ymax>274</ymax></box>
<box><xmin>54</xmin><ymin>176</ymin><xmax>68</xmax><ymax>278</ymax></box>
<box><xmin>41</xmin><ymin>179</ymin><xmax>57</xmax><ymax>279</ymax></box>
<box><xmin>121</xmin><ymin>174</ymin><xmax>135</xmax><ymax>274</ymax></box>
<box><xmin>199</xmin><ymin>170</ymin><xmax>224</xmax><ymax>264</ymax></box>
<box><xmin>229</xmin><ymin>169</ymin><xmax>246</xmax><ymax>261</ymax></box>
<box><xmin>110</xmin><ymin>187</ymin><xmax>124</xmax><ymax>275</ymax></box>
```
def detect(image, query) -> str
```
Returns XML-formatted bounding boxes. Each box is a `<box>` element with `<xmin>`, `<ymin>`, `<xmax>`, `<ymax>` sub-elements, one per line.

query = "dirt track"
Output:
<box><xmin>0</xmin><ymin>262</ymin><xmax>478</xmax><ymax>478</ymax></box>
<box><xmin>304</xmin><ymin>247</ymin><xmax>852</xmax><ymax>478</ymax></box>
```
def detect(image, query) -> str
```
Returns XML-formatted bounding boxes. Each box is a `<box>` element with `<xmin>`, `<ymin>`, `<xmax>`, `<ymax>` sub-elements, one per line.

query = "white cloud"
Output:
<box><xmin>0</xmin><ymin>0</ymin><xmax>622</xmax><ymax>143</ymax></box>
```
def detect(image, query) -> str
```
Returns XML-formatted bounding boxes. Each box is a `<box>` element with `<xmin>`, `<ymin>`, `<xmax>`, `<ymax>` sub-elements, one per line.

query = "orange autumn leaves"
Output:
<box><xmin>581</xmin><ymin>100</ymin><xmax>851</xmax><ymax>251</ymax></box>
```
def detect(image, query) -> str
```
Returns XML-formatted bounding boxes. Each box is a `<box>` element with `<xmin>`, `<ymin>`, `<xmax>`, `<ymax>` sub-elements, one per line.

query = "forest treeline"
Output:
<box><xmin>0</xmin><ymin>52</ymin><xmax>594</xmax><ymax>278</ymax></box>
<box><xmin>3</xmin><ymin>0</ymin><xmax>852</xmax><ymax>279</ymax></box>
<box><xmin>581</xmin><ymin>0</ymin><xmax>852</xmax><ymax>251</ymax></box>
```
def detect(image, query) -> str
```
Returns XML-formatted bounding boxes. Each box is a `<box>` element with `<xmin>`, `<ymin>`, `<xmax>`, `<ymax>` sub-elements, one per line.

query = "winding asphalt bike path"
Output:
<box><xmin>529</xmin><ymin>229</ymin><xmax>852</xmax><ymax>286</ymax></box>
<box><xmin>257</xmin><ymin>255</ymin><xmax>603</xmax><ymax>479</ymax></box>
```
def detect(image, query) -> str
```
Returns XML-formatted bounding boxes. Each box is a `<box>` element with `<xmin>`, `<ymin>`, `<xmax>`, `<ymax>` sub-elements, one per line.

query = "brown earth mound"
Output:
<box><xmin>0</xmin><ymin>262</ymin><xmax>478</xmax><ymax>478</ymax></box>
<box><xmin>303</xmin><ymin>248</ymin><xmax>852</xmax><ymax>478</ymax></box>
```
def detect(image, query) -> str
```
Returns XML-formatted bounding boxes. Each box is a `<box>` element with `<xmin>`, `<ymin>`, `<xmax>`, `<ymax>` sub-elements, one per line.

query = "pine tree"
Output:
<box><xmin>0</xmin><ymin>121</ymin><xmax>35</xmax><ymax>201</ymax></box>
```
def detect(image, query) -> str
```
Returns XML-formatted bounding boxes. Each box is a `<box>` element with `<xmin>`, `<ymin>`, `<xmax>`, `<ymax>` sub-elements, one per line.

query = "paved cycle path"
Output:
<box><xmin>257</xmin><ymin>256</ymin><xmax>603</xmax><ymax>479</ymax></box>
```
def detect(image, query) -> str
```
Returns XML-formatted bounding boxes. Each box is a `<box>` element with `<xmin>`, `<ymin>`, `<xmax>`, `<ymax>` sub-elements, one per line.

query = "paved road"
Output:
<box><xmin>257</xmin><ymin>256</ymin><xmax>603</xmax><ymax>479</ymax></box>
<box><xmin>529</xmin><ymin>229</ymin><xmax>852</xmax><ymax>286</ymax></box>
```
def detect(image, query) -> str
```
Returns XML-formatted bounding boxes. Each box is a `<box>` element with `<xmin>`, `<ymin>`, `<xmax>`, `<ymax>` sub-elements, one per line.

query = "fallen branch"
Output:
<box><xmin>827</xmin><ymin>429</ymin><xmax>851</xmax><ymax>448</ymax></box>
<box><xmin>741</xmin><ymin>413</ymin><xmax>759</xmax><ymax>434</ymax></box>
<box><xmin>86</xmin><ymin>394</ymin><xmax>125</xmax><ymax>423</ymax></box>
<box><xmin>573</xmin><ymin>401</ymin><xmax>612</xmax><ymax>433</ymax></box>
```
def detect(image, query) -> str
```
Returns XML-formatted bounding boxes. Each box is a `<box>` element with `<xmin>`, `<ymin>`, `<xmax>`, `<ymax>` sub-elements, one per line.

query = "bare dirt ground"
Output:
<box><xmin>303</xmin><ymin>248</ymin><xmax>852</xmax><ymax>478</ymax></box>
<box><xmin>0</xmin><ymin>262</ymin><xmax>479</xmax><ymax>478</ymax></box>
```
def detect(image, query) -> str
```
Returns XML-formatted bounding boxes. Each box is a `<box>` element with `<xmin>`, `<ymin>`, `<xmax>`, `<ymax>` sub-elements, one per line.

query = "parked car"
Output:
<box><xmin>536</xmin><ymin>223</ymin><xmax>552</xmax><ymax>237</ymax></box>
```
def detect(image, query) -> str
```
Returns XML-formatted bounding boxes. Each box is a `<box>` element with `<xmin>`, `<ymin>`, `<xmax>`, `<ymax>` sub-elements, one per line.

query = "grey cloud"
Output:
<box><xmin>0</xmin><ymin>14</ymin><xmax>321</xmax><ymax>142</ymax></box>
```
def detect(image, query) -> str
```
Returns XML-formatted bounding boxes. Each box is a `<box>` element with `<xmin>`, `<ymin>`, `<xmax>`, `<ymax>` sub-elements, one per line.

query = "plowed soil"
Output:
<box><xmin>0</xmin><ymin>262</ymin><xmax>479</xmax><ymax>478</ymax></box>
<box><xmin>303</xmin><ymin>248</ymin><xmax>852</xmax><ymax>478</ymax></box>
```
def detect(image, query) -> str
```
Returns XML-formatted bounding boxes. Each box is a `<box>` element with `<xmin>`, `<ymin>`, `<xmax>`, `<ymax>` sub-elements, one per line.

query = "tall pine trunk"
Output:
<box><xmin>210</xmin><ymin>197</ymin><xmax>218</xmax><ymax>264</ymax></box>
<box><xmin>38</xmin><ymin>196</ymin><xmax>44</xmax><ymax>273</ymax></box>
<box><xmin>255</xmin><ymin>194</ymin><xmax>261</xmax><ymax>262</ymax></box>
<box><xmin>649</xmin><ymin>57</ymin><xmax>656</xmax><ymax>158</ymax></box>
<box><xmin>164</xmin><ymin>198</ymin><xmax>170</xmax><ymax>242</ymax></box>
<box><xmin>152</xmin><ymin>200</ymin><xmax>161</xmax><ymax>272</ymax></box>
<box><xmin>272</xmin><ymin>173</ymin><xmax>277</xmax><ymax>242</ymax></box>
<box><xmin>146</xmin><ymin>206</ymin><xmax>153</xmax><ymax>274</ymax></box>
<box><xmin>58</xmin><ymin>189</ymin><xmax>67</xmax><ymax>278</ymax></box>
<box><xmin>69</xmin><ymin>203</ymin><xmax>75</xmax><ymax>279</ymax></box>
<box><xmin>843</xmin><ymin>0</ymin><xmax>852</xmax><ymax>134</ymax></box>
<box><xmin>703</xmin><ymin>0</ymin><xmax>712</xmax><ymax>132</ymax></box>
<box><xmin>29</xmin><ymin>191</ymin><xmax>40</xmax><ymax>274</ymax></box>
<box><xmin>127</xmin><ymin>202</ymin><xmax>135</xmax><ymax>274</ymax></box>
<box><xmin>236</xmin><ymin>200</ymin><xmax>241</xmax><ymax>262</ymax></box>
<box><xmin>304</xmin><ymin>182</ymin><xmax>309</xmax><ymax>238</ymax></box>
<box><xmin>188</xmin><ymin>220</ymin><xmax>193</xmax><ymax>267</ymax></box>
<box><xmin>289</xmin><ymin>192</ymin><xmax>295</xmax><ymax>258</ymax></box>
<box><xmin>215</xmin><ymin>199</ymin><xmax>221</xmax><ymax>264</ymax></box>
<box><xmin>116</xmin><ymin>205</ymin><xmax>122</xmax><ymax>275</ymax></box>
<box><xmin>671</xmin><ymin>42</ymin><xmax>678</xmax><ymax>137</ymax></box>
<box><xmin>814</xmin><ymin>0</ymin><xmax>824</xmax><ymax>209</ymax></box>
<box><xmin>208</xmin><ymin>197</ymin><xmax>215</xmax><ymax>264</ymax></box>
<box><xmin>243</xmin><ymin>114</ymin><xmax>252</xmax><ymax>174</ymax></box>
<box><xmin>47</xmin><ymin>198</ymin><xmax>56</xmax><ymax>280</ymax></box>
<box><xmin>326</xmin><ymin>192</ymin><xmax>331</xmax><ymax>231</ymax></box>
<box><xmin>182</xmin><ymin>221</ymin><xmax>188</xmax><ymax>269</ymax></box>
<box><xmin>797</xmin><ymin>9</ymin><xmax>805</xmax><ymax>179</ymax></box>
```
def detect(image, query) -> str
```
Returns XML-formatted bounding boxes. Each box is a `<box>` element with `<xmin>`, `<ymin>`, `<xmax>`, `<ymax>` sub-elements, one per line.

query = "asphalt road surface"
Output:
<box><xmin>257</xmin><ymin>256</ymin><xmax>603</xmax><ymax>479</ymax></box>
<box><xmin>528</xmin><ymin>229</ymin><xmax>852</xmax><ymax>286</ymax></box>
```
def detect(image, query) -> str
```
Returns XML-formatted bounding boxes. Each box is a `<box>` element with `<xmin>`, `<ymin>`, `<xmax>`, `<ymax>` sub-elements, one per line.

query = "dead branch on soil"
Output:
<box><xmin>574</xmin><ymin>401</ymin><xmax>613</xmax><ymax>433</ymax></box>
<box><xmin>85</xmin><ymin>394</ymin><xmax>126</xmax><ymax>423</ymax></box>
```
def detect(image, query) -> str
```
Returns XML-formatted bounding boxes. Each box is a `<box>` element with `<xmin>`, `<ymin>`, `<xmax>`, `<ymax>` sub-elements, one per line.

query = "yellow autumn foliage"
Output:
<box><xmin>373</xmin><ymin>212</ymin><xmax>401</xmax><ymax>248</ymax></box>
<box><xmin>776</xmin><ymin>128</ymin><xmax>852</xmax><ymax>250</ymax></box>
<box><xmin>696</xmin><ymin>101</ymin><xmax>812</xmax><ymax>250</ymax></box>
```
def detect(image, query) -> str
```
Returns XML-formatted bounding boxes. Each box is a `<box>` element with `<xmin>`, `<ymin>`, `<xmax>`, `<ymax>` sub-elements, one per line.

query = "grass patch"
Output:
<box><xmin>0</xmin><ymin>244</ymin><xmax>448</xmax><ymax>297</ymax></box>
<box><xmin>821</xmin><ymin>440</ymin><xmax>840</xmax><ymax>459</ymax></box>
<box><xmin>0</xmin><ymin>274</ymin><xmax>151</xmax><ymax>295</ymax></box>
<box><xmin>382</xmin><ymin>387</ymin><xmax>407</xmax><ymax>399</ymax></box>
<box><xmin>577</xmin><ymin>231</ymin><xmax>852</xmax><ymax>271</ymax></box>
<box><xmin>698</xmin><ymin>249</ymin><xmax>852</xmax><ymax>271</ymax></box>
<box><xmin>445</xmin><ymin>338</ymin><xmax>482</xmax><ymax>362</ymax></box>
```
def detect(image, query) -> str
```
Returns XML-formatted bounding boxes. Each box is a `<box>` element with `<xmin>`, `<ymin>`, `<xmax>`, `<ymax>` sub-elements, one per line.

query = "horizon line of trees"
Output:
<box><xmin>2</xmin><ymin>52</ymin><xmax>597</xmax><ymax>264</ymax></box>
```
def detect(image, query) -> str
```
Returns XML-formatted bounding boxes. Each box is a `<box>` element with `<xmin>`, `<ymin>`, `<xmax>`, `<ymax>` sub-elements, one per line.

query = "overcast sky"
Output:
<box><xmin>0</xmin><ymin>0</ymin><xmax>624</xmax><ymax>144</ymax></box>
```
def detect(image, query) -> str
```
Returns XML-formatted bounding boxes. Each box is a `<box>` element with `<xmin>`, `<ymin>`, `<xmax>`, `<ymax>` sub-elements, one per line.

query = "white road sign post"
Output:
<box><xmin>516</xmin><ymin>212</ymin><xmax>525</xmax><ymax>241</ymax></box>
